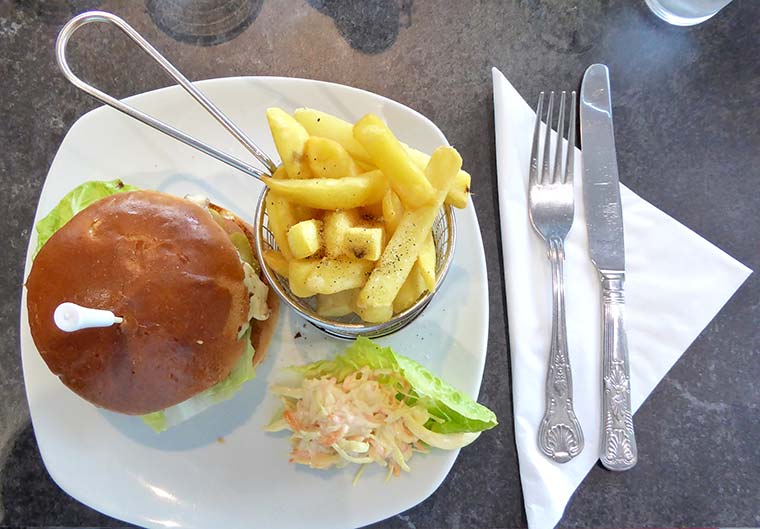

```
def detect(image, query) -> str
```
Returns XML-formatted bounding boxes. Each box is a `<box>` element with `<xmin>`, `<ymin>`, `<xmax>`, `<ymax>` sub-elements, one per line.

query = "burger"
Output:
<box><xmin>25</xmin><ymin>180</ymin><xmax>278</xmax><ymax>432</ymax></box>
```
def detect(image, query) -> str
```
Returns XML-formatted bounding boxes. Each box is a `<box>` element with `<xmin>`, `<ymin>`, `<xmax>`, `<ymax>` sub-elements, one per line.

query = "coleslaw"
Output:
<box><xmin>266</xmin><ymin>338</ymin><xmax>496</xmax><ymax>478</ymax></box>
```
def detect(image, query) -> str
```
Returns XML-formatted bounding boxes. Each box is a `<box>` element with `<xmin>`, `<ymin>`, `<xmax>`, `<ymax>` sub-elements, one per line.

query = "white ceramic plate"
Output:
<box><xmin>20</xmin><ymin>77</ymin><xmax>489</xmax><ymax>529</ymax></box>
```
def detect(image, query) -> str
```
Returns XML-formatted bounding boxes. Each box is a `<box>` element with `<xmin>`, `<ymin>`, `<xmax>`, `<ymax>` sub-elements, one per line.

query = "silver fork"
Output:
<box><xmin>529</xmin><ymin>91</ymin><xmax>584</xmax><ymax>463</ymax></box>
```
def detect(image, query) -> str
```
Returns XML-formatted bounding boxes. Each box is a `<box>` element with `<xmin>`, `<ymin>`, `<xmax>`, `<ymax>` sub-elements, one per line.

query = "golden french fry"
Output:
<box><xmin>261</xmin><ymin>170</ymin><xmax>388</xmax><ymax>210</ymax></box>
<box><xmin>288</xmin><ymin>258</ymin><xmax>320</xmax><ymax>298</ymax></box>
<box><xmin>278</xmin><ymin>188</ymin><xmax>319</xmax><ymax>223</ymax></box>
<box><xmin>272</xmin><ymin>165</ymin><xmax>289</xmax><ymax>179</ymax></box>
<box><xmin>424</xmin><ymin>147</ymin><xmax>462</xmax><ymax>190</ymax></box>
<box><xmin>290</xmin><ymin>203</ymin><xmax>321</xmax><ymax>223</ymax></box>
<box><xmin>353</xmin><ymin>303</ymin><xmax>393</xmax><ymax>323</ymax></box>
<box><xmin>263</xmin><ymin>250</ymin><xmax>289</xmax><ymax>278</ymax></box>
<box><xmin>343</xmin><ymin>226</ymin><xmax>384</xmax><ymax>261</ymax></box>
<box><xmin>323</xmin><ymin>209</ymin><xmax>359</xmax><ymax>258</ymax></box>
<box><xmin>404</xmin><ymin>146</ymin><xmax>471</xmax><ymax>208</ymax></box>
<box><xmin>305</xmin><ymin>136</ymin><xmax>359</xmax><ymax>178</ymax></box>
<box><xmin>292</xmin><ymin>107</ymin><xmax>470</xmax><ymax>206</ymax></box>
<box><xmin>381</xmin><ymin>190</ymin><xmax>404</xmax><ymax>235</ymax></box>
<box><xmin>265</xmin><ymin>191</ymin><xmax>299</xmax><ymax>260</ymax></box>
<box><xmin>417</xmin><ymin>233</ymin><xmax>437</xmax><ymax>291</ymax></box>
<box><xmin>355</xmin><ymin>159</ymin><xmax>377</xmax><ymax>173</ymax></box>
<box><xmin>360</xmin><ymin>201</ymin><xmax>384</xmax><ymax>219</ymax></box>
<box><xmin>287</xmin><ymin>219</ymin><xmax>323</xmax><ymax>259</ymax></box>
<box><xmin>316</xmin><ymin>289</ymin><xmax>358</xmax><ymax>318</ymax></box>
<box><xmin>357</xmin><ymin>147</ymin><xmax>461</xmax><ymax>308</ymax></box>
<box><xmin>447</xmin><ymin>170</ymin><xmax>472</xmax><ymax>209</ymax></box>
<box><xmin>266</xmin><ymin>108</ymin><xmax>312</xmax><ymax>179</ymax></box>
<box><xmin>305</xmin><ymin>257</ymin><xmax>374</xmax><ymax>295</ymax></box>
<box><xmin>293</xmin><ymin>108</ymin><xmax>372</xmax><ymax>165</ymax></box>
<box><xmin>393</xmin><ymin>263</ymin><xmax>428</xmax><ymax>313</ymax></box>
<box><xmin>353</xmin><ymin>114</ymin><xmax>436</xmax><ymax>210</ymax></box>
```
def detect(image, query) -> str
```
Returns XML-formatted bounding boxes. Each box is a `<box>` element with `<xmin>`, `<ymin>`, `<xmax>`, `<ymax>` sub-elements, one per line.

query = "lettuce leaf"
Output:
<box><xmin>141</xmin><ymin>330</ymin><xmax>257</xmax><ymax>432</ymax></box>
<box><xmin>297</xmin><ymin>337</ymin><xmax>497</xmax><ymax>434</ymax></box>
<box><xmin>34</xmin><ymin>179</ymin><xmax>138</xmax><ymax>255</ymax></box>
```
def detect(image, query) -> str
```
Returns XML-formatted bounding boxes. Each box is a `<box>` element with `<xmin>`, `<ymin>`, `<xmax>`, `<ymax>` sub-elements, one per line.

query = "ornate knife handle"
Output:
<box><xmin>538</xmin><ymin>239</ymin><xmax>584</xmax><ymax>463</ymax></box>
<box><xmin>600</xmin><ymin>273</ymin><xmax>637</xmax><ymax>471</ymax></box>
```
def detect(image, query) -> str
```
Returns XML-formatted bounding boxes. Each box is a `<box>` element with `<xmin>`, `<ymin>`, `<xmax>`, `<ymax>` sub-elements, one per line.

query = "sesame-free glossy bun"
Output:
<box><xmin>26</xmin><ymin>190</ymin><xmax>251</xmax><ymax>415</ymax></box>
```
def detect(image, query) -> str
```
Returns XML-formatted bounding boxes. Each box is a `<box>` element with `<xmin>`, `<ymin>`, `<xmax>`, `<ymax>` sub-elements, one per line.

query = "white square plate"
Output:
<box><xmin>20</xmin><ymin>77</ymin><xmax>489</xmax><ymax>529</ymax></box>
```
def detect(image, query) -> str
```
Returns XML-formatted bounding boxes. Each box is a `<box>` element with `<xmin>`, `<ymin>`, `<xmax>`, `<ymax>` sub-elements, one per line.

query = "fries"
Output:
<box><xmin>305</xmin><ymin>257</ymin><xmax>374</xmax><ymax>295</ymax></box>
<box><xmin>305</xmin><ymin>137</ymin><xmax>359</xmax><ymax>178</ymax></box>
<box><xmin>262</xmin><ymin>171</ymin><xmax>388</xmax><ymax>210</ymax></box>
<box><xmin>404</xmin><ymin>146</ymin><xmax>471</xmax><ymax>209</ymax></box>
<box><xmin>272</xmin><ymin>166</ymin><xmax>289</xmax><ymax>179</ymax></box>
<box><xmin>343</xmin><ymin>226</ymin><xmax>384</xmax><ymax>261</ymax></box>
<box><xmin>316</xmin><ymin>289</ymin><xmax>358</xmax><ymax>317</ymax></box>
<box><xmin>356</xmin><ymin>147</ymin><xmax>461</xmax><ymax>310</ymax></box>
<box><xmin>288</xmin><ymin>219</ymin><xmax>323</xmax><ymax>259</ymax></box>
<box><xmin>393</xmin><ymin>263</ymin><xmax>428</xmax><ymax>313</ymax></box>
<box><xmin>262</xmin><ymin>108</ymin><xmax>469</xmax><ymax>324</ymax></box>
<box><xmin>263</xmin><ymin>250</ymin><xmax>289</xmax><ymax>278</ymax></box>
<box><xmin>324</xmin><ymin>209</ymin><xmax>360</xmax><ymax>258</ymax></box>
<box><xmin>417</xmin><ymin>233</ymin><xmax>437</xmax><ymax>291</ymax></box>
<box><xmin>293</xmin><ymin>108</ymin><xmax>372</xmax><ymax>165</ymax></box>
<box><xmin>353</xmin><ymin>303</ymin><xmax>393</xmax><ymax>324</ymax></box>
<box><xmin>288</xmin><ymin>258</ymin><xmax>320</xmax><ymax>298</ymax></box>
<box><xmin>265</xmin><ymin>192</ymin><xmax>299</xmax><ymax>260</ymax></box>
<box><xmin>353</xmin><ymin>114</ymin><xmax>436</xmax><ymax>209</ymax></box>
<box><xmin>266</xmin><ymin>108</ymin><xmax>312</xmax><ymax>179</ymax></box>
<box><xmin>294</xmin><ymin>107</ymin><xmax>470</xmax><ymax>208</ymax></box>
<box><xmin>381</xmin><ymin>190</ymin><xmax>404</xmax><ymax>235</ymax></box>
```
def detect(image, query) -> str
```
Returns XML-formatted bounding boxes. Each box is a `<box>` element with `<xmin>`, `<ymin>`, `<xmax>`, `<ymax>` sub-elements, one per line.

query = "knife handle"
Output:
<box><xmin>600</xmin><ymin>273</ymin><xmax>638</xmax><ymax>471</ymax></box>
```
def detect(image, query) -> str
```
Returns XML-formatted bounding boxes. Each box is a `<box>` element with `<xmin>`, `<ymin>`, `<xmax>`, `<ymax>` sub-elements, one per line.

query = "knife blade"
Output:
<box><xmin>580</xmin><ymin>64</ymin><xmax>638</xmax><ymax>471</ymax></box>
<box><xmin>581</xmin><ymin>64</ymin><xmax>625</xmax><ymax>273</ymax></box>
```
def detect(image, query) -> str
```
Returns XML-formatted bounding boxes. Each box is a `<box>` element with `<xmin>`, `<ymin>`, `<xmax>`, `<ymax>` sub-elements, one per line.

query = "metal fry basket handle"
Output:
<box><xmin>55</xmin><ymin>10</ymin><xmax>277</xmax><ymax>179</ymax></box>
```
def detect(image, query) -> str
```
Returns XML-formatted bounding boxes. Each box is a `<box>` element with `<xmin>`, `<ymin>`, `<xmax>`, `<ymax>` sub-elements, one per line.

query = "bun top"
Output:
<box><xmin>26</xmin><ymin>190</ymin><xmax>250</xmax><ymax>415</ymax></box>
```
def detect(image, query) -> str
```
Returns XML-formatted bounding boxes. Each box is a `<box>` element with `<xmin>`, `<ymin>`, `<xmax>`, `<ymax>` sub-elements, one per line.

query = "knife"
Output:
<box><xmin>580</xmin><ymin>64</ymin><xmax>638</xmax><ymax>471</ymax></box>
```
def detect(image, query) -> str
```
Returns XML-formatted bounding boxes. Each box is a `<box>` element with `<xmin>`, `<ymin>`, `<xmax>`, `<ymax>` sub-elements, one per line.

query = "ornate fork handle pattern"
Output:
<box><xmin>538</xmin><ymin>238</ymin><xmax>584</xmax><ymax>463</ymax></box>
<box><xmin>599</xmin><ymin>273</ymin><xmax>637</xmax><ymax>471</ymax></box>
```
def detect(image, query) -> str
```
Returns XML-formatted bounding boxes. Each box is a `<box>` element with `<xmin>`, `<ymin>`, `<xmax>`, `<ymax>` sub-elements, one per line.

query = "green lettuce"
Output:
<box><xmin>297</xmin><ymin>337</ymin><xmax>497</xmax><ymax>434</ymax></box>
<box><xmin>142</xmin><ymin>329</ymin><xmax>257</xmax><ymax>432</ymax></box>
<box><xmin>34</xmin><ymin>179</ymin><xmax>139</xmax><ymax>255</ymax></box>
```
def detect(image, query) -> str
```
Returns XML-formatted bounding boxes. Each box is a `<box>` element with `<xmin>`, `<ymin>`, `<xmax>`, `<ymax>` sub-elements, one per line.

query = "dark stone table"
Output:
<box><xmin>1</xmin><ymin>1</ymin><xmax>757</xmax><ymax>528</ymax></box>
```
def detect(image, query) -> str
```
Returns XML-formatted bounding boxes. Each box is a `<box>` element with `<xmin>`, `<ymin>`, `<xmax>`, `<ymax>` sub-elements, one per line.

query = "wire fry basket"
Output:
<box><xmin>56</xmin><ymin>10</ymin><xmax>458</xmax><ymax>340</ymax></box>
<box><xmin>255</xmin><ymin>189</ymin><xmax>456</xmax><ymax>339</ymax></box>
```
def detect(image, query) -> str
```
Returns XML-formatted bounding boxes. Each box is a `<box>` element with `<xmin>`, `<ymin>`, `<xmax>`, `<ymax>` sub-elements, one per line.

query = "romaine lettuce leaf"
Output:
<box><xmin>34</xmin><ymin>179</ymin><xmax>138</xmax><ymax>255</ymax></box>
<box><xmin>141</xmin><ymin>330</ymin><xmax>256</xmax><ymax>432</ymax></box>
<box><xmin>297</xmin><ymin>337</ymin><xmax>497</xmax><ymax>434</ymax></box>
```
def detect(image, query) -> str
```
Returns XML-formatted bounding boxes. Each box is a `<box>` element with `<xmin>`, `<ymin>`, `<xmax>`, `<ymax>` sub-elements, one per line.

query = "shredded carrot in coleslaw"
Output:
<box><xmin>267</xmin><ymin>367</ymin><xmax>446</xmax><ymax>477</ymax></box>
<box><xmin>267</xmin><ymin>366</ymin><xmax>481</xmax><ymax>478</ymax></box>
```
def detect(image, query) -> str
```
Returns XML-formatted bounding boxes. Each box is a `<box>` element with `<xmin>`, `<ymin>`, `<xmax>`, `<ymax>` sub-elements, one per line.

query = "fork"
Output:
<box><xmin>529</xmin><ymin>91</ymin><xmax>584</xmax><ymax>463</ymax></box>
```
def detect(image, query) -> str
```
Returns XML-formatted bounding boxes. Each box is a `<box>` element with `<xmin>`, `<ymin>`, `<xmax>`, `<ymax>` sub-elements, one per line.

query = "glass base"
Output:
<box><xmin>644</xmin><ymin>0</ymin><xmax>720</xmax><ymax>26</ymax></box>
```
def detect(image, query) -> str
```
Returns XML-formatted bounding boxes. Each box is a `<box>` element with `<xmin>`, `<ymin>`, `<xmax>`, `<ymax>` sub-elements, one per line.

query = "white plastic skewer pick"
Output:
<box><xmin>54</xmin><ymin>302</ymin><xmax>123</xmax><ymax>332</ymax></box>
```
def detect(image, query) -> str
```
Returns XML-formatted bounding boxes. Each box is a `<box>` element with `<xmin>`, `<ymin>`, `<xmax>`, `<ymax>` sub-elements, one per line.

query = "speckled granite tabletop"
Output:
<box><xmin>1</xmin><ymin>1</ymin><xmax>758</xmax><ymax>528</ymax></box>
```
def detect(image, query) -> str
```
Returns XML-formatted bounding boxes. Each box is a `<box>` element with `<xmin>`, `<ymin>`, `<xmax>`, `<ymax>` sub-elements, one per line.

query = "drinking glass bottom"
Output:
<box><xmin>644</xmin><ymin>0</ymin><xmax>724</xmax><ymax>26</ymax></box>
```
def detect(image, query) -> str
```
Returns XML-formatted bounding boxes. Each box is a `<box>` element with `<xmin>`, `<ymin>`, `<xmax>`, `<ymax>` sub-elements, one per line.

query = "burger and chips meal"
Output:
<box><xmin>25</xmin><ymin>67</ymin><xmax>496</xmax><ymax>473</ymax></box>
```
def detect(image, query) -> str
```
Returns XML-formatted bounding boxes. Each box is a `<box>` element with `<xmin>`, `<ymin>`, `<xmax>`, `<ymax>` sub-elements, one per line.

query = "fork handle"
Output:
<box><xmin>599</xmin><ymin>273</ymin><xmax>638</xmax><ymax>471</ymax></box>
<box><xmin>538</xmin><ymin>238</ymin><xmax>584</xmax><ymax>463</ymax></box>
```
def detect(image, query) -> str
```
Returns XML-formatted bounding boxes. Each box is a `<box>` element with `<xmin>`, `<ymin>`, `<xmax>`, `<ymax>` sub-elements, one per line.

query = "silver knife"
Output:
<box><xmin>580</xmin><ymin>64</ymin><xmax>638</xmax><ymax>471</ymax></box>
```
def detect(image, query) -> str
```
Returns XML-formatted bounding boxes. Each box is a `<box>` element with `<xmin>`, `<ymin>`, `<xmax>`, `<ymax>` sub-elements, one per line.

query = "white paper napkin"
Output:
<box><xmin>492</xmin><ymin>67</ymin><xmax>752</xmax><ymax>529</ymax></box>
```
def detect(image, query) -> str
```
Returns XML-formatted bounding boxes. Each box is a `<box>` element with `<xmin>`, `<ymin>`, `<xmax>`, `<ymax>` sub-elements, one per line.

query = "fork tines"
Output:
<box><xmin>530</xmin><ymin>91</ymin><xmax>576</xmax><ymax>186</ymax></box>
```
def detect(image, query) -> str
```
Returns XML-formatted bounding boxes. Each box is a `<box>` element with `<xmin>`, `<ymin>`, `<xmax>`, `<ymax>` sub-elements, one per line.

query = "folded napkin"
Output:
<box><xmin>492</xmin><ymin>67</ymin><xmax>752</xmax><ymax>529</ymax></box>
